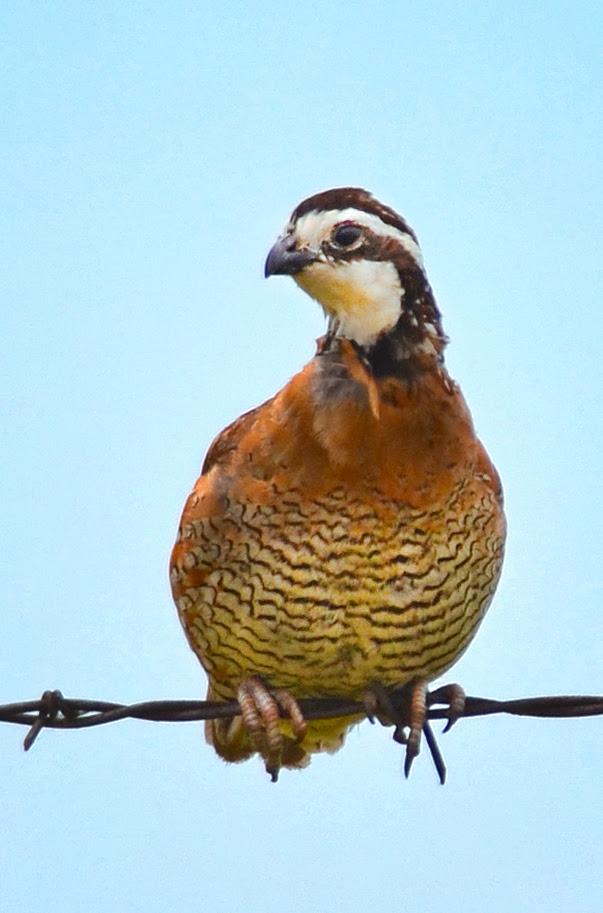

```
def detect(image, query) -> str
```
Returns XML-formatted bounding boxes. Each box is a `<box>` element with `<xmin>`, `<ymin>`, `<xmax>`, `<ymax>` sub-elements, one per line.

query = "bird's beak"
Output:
<box><xmin>264</xmin><ymin>235</ymin><xmax>318</xmax><ymax>278</ymax></box>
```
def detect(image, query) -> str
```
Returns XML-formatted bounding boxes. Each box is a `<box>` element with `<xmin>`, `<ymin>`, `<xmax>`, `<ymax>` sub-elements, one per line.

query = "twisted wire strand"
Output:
<box><xmin>1</xmin><ymin>690</ymin><xmax>601</xmax><ymax>754</ymax></box>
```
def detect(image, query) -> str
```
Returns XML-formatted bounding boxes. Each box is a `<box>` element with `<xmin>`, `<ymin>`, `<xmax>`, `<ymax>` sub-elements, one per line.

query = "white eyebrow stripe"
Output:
<box><xmin>293</xmin><ymin>208</ymin><xmax>424</xmax><ymax>268</ymax></box>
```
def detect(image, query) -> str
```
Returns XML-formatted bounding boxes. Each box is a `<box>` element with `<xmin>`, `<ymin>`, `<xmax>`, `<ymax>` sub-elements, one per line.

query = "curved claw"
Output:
<box><xmin>428</xmin><ymin>683</ymin><xmax>466</xmax><ymax>732</ymax></box>
<box><xmin>274</xmin><ymin>689</ymin><xmax>307</xmax><ymax>743</ymax></box>
<box><xmin>422</xmin><ymin>720</ymin><xmax>447</xmax><ymax>785</ymax></box>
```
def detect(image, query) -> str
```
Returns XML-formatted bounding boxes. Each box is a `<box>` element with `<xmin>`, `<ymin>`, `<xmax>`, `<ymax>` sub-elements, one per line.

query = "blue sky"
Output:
<box><xmin>1</xmin><ymin>3</ymin><xmax>601</xmax><ymax>911</ymax></box>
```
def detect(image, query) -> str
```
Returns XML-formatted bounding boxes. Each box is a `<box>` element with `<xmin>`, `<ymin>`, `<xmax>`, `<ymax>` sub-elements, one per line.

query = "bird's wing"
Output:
<box><xmin>201</xmin><ymin>397</ymin><xmax>275</xmax><ymax>475</ymax></box>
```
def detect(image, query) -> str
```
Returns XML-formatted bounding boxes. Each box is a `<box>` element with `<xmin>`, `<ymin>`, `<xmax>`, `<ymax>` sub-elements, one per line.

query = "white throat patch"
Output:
<box><xmin>282</xmin><ymin>205</ymin><xmax>426</xmax><ymax>348</ymax></box>
<box><xmin>294</xmin><ymin>258</ymin><xmax>403</xmax><ymax>348</ymax></box>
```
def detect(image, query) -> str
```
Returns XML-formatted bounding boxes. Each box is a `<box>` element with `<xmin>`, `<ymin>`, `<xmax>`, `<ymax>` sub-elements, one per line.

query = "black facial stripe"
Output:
<box><xmin>291</xmin><ymin>187</ymin><xmax>418</xmax><ymax>244</ymax></box>
<box><xmin>322</xmin><ymin>230</ymin><xmax>423</xmax><ymax>273</ymax></box>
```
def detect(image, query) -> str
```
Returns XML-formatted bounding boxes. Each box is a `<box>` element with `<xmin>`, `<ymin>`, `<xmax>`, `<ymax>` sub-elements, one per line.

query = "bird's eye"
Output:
<box><xmin>331</xmin><ymin>223</ymin><xmax>363</xmax><ymax>248</ymax></box>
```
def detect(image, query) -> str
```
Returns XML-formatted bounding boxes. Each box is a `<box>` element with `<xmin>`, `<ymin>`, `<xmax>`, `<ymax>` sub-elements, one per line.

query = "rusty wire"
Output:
<box><xmin>2</xmin><ymin>689</ymin><xmax>601</xmax><ymax>764</ymax></box>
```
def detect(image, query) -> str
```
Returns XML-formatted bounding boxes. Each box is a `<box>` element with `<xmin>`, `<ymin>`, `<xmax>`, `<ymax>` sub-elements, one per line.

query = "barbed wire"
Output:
<box><xmin>1</xmin><ymin>688</ymin><xmax>601</xmax><ymax>782</ymax></box>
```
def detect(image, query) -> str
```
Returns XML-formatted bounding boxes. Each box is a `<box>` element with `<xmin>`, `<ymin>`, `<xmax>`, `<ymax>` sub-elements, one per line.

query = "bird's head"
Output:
<box><xmin>265</xmin><ymin>187</ymin><xmax>446</xmax><ymax>373</ymax></box>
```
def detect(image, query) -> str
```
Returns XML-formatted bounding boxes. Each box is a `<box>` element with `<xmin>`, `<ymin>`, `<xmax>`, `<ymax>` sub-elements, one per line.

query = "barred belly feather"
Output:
<box><xmin>170</xmin><ymin>354</ymin><xmax>505</xmax><ymax>765</ymax></box>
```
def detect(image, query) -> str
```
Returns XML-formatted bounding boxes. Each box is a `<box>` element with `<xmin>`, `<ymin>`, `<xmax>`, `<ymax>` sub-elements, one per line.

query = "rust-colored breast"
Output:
<box><xmin>170</xmin><ymin>351</ymin><xmax>505</xmax><ymax>762</ymax></box>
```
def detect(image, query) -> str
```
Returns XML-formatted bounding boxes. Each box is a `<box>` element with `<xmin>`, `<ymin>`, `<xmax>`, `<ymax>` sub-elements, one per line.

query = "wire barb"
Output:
<box><xmin>23</xmin><ymin>690</ymin><xmax>65</xmax><ymax>751</ymax></box>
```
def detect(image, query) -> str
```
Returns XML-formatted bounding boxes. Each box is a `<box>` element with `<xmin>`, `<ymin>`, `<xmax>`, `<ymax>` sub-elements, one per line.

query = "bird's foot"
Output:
<box><xmin>365</xmin><ymin>679</ymin><xmax>466</xmax><ymax>784</ymax></box>
<box><xmin>364</xmin><ymin>679</ymin><xmax>427</xmax><ymax>777</ymax></box>
<box><xmin>237</xmin><ymin>675</ymin><xmax>307</xmax><ymax>782</ymax></box>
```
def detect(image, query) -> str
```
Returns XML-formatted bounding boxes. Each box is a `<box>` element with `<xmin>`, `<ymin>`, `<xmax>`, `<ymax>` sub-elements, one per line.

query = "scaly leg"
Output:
<box><xmin>403</xmin><ymin>679</ymin><xmax>428</xmax><ymax>778</ymax></box>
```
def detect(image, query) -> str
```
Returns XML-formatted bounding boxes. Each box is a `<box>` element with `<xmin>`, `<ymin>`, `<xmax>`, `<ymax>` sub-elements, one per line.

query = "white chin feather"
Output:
<box><xmin>294</xmin><ymin>259</ymin><xmax>403</xmax><ymax>348</ymax></box>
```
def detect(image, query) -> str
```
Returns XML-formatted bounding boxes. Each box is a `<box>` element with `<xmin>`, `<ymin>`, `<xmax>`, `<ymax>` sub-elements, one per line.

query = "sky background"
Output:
<box><xmin>1</xmin><ymin>2</ymin><xmax>601</xmax><ymax>911</ymax></box>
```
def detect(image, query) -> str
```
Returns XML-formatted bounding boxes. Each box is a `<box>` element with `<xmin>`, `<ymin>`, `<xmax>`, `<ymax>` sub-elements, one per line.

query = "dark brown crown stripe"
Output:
<box><xmin>291</xmin><ymin>186</ymin><xmax>418</xmax><ymax>243</ymax></box>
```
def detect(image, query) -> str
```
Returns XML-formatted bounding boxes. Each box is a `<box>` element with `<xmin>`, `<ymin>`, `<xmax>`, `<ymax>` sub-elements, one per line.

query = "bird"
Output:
<box><xmin>170</xmin><ymin>187</ymin><xmax>506</xmax><ymax>780</ymax></box>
